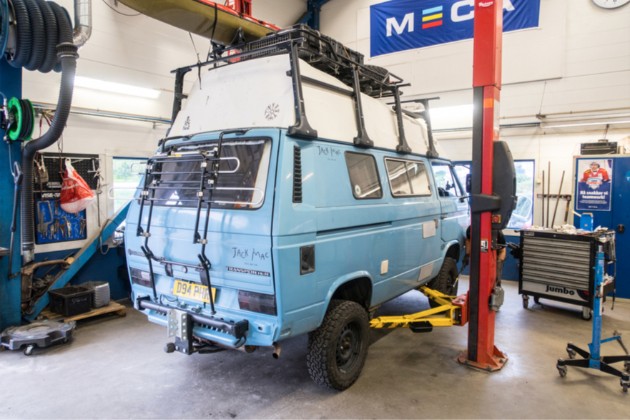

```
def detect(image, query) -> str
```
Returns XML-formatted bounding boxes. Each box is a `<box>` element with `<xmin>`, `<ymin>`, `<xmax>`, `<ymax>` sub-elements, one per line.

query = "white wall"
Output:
<box><xmin>17</xmin><ymin>0</ymin><xmax>630</xmax><ymax>232</ymax></box>
<box><xmin>19</xmin><ymin>0</ymin><xmax>307</xmax><ymax>254</ymax></box>
<box><xmin>319</xmin><ymin>0</ymin><xmax>630</xmax><ymax>227</ymax></box>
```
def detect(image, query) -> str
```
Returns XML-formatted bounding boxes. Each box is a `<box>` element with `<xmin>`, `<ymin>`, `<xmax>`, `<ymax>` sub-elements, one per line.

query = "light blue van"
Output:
<box><xmin>125</xmin><ymin>26</ymin><xmax>468</xmax><ymax>390</ymax></box>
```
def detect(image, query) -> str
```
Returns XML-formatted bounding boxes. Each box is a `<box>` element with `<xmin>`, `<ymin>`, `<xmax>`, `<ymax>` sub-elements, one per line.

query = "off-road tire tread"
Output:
<box><xmin>428</xmin><ymin>257</ymin><xmax>458</xmax><ymax>308</ymax></box>
<box><xmin>306</xmin><ymin>300</ymin><xmax>369</xmax><ymax>391</ymax></box>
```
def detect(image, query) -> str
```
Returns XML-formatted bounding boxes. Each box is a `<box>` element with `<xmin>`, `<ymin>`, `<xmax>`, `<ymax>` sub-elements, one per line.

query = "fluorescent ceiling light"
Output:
<box><xmin>74</xmin><ymin>76</ymin><xmax>161</xmax><ymax>99</ymax></box>
<box><xmin>540</xmin><ymin>118</ymin><xmax>630</xmax><ymax>129</ymax></box>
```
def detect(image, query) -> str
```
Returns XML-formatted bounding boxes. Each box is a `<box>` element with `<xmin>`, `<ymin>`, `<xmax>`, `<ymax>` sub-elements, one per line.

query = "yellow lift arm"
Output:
<box><xmin>370</xmin><ymin>286</ymin><xmax>468</xmax><ymax>332</ymax></box>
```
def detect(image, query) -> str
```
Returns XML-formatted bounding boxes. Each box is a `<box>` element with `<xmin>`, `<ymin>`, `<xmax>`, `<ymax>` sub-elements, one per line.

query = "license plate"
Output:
<box><xmin>172</xmin><ymin>280</ymin><xmax>215</xmax><ymax>303</ymax></box>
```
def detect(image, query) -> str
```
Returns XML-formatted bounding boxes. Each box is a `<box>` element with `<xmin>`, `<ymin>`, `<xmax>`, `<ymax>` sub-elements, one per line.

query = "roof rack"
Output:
<box><xmin>173</xmin><ymin>24</ymin><xmax>404</xmax><ymax>99</ymax></box>
<box><xmin>170</xmin><ymin>24</ymin><xmax>412</xmax><ymax>152</ymax></box>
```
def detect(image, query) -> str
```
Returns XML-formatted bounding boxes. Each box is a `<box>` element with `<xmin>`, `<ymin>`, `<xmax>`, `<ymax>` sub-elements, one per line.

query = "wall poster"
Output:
<box><xmin>576</xmin><ymin>158</ymin><xmax>613</xmax><ymax>211</ymax></box>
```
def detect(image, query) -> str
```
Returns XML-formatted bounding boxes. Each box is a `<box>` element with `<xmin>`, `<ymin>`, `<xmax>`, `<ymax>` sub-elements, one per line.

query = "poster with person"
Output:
<box><xmin>576</xmin><ymin>158</ymin><xmax>613</xmax><ymax>211</ymax></box>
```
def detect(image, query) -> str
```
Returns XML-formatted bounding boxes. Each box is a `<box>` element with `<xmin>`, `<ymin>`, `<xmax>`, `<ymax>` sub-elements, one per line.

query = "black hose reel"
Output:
<box><xmin>0</xmin><ymin>0</ymin><xmax>73</xmax><ymax>142</ymax></box>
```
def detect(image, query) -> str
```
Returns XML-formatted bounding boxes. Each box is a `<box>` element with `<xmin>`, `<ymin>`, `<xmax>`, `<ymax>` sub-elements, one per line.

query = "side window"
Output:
<box><xmin>431</xmin><ymin>163</ymin><xmax>463</xmax><ymax>197</ymax></box>
<box><xmin>453</xmin><ymin>163</ymin><xmax>470</xmax><ymax>193</ymax></box>
<box><xmin>345</xmin><ymin>152</ymin><xmax>382</xmax><ymax>199</ymax></box>
<box><xmin>385</xmin><ymin>158</ymin><xmax>431</xmax><ymax>197</ymax></box>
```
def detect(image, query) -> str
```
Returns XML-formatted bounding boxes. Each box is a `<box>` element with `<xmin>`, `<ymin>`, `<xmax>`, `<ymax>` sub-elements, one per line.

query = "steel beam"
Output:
<box><xmin>23</xmin><ymin>201</ymin><xmax>130</xmax><ymax>322</ymax></box>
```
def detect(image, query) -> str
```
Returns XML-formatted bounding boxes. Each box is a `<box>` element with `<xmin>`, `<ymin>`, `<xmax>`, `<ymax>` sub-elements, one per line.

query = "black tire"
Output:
<box><xmin>427</xmin><ymin>257</ymin><xmax>458</xmax><ymax>308</ymax></box>
<box><xmin>307</xmin><ymin>300</ymin><xmax>369</xmax><ymax>391</ymax></box>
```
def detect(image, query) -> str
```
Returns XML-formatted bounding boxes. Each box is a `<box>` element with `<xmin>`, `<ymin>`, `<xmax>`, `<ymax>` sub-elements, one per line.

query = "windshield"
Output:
<box><xmin>146</xmin><ymin>138</ymin><xmax>271</xmax><ymax>209</ymax></box>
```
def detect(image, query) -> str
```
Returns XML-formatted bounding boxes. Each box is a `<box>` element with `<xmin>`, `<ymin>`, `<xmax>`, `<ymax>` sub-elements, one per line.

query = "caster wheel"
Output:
<box><xmin>557</xmin><ymin>364</ymin><xmax>567</xmax><ymax>378</ymax></box>
<box><xmin>567</xmin><ymin>348</ymin><xmax>576</xmax><ymax>360</ymax></box>
<box><xmin>581</xmin><ymin>307</ymin><xmax>592</xmax><ymax>321</ymax></box>
<box><xmin>522</xmin><ymin>295</ymin><xmax>529</xmax><ymax>309</ymax></box>
<box><xmin>533</xmin><ymin>296</ymin><xmax>540</xmax><ymax>304</ymax></box>
<box><xmin>164</xmin><ymin>342</ymin><xmax>176</xmax><ymax>353</ymax></box>
<box><xmin>24</xmin><ymin>345</ymin><xmax>34</xmax><ymax>356</ymax></box>
<box><xmin>621</xmin><ymin>381</ymin><xmax>629</xmax><ymax>393</ymax></box>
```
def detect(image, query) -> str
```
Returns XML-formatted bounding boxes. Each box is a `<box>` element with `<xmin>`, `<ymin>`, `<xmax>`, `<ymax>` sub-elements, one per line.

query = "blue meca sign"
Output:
<box><xmin>370</xmin><ymin>0</ymin><xmax>540</xmax><ymax>57</ymax></box>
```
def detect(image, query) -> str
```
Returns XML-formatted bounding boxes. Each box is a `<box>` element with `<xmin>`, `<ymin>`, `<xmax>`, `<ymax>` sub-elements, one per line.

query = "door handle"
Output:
<box><xmin>617</xmin><ymin>224</ymin><xmax>625</xmax><ymax>234</ymax></box>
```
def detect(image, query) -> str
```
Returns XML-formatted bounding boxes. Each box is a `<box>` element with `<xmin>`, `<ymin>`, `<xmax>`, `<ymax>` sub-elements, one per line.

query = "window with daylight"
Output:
<box><xmin>385</xmin><ymin>158</ymin><xmax>431</xmax><ymax>197</ymax></box>
<box><xmin>113</xmin><ymin>157</ymin><xmax>146</xmax><ymax>212</ymax></box>
<box><xmin>345</xmin><ymin>152</ymin><xmax>383</xmax><ymax>199</ymax></box>
<box><xmin>453</xmin><ymin>160</ymin><xmax>535</xmax><ymax>230</ymax></box>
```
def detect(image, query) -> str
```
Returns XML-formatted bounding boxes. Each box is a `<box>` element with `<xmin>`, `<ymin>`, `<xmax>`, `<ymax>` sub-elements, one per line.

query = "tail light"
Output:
<box><xmin>238</xmin><ymin>290</ymin><xmax>276</xmax><ymax>315</ymax></box>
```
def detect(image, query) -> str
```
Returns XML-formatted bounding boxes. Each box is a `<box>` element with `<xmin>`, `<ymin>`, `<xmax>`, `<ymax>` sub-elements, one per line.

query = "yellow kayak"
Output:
<box><xmin>118</xmin><ymin>0</ymin><xmax>279</xmax><ymax>45</ymax></box>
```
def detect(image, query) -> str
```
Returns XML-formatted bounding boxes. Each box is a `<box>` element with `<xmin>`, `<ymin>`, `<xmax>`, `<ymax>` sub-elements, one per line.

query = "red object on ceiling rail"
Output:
<box><xmin>117</xmin><ymin>0</ymin><xmax>280</xmax><ymax>46</ymax></box>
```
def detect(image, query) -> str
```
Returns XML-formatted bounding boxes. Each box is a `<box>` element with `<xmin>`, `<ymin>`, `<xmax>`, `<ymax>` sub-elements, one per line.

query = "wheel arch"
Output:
<box><xmin>444</xmin><ymin>240</ymin><xmax>461</xmax><ymax>262</ymax></box>
<box><xmin>319</xmin><ymin>271</ymin><xmax>373</xmax><ymax>321</ymax></box>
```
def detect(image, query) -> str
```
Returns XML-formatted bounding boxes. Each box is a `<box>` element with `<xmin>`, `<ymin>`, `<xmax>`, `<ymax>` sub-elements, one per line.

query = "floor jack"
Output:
<box><xmin>556</xmin><ymin>247</ymin><xmax>630</xmax><ymax>392</ymax></box>
<box><xmin>370</xmin><ymin>286</ymin><xmax>468</xmax><ymax>332</ymax></box>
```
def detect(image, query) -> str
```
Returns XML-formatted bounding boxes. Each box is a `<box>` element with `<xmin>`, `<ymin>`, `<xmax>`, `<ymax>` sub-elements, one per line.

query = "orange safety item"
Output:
<box><xmin>60</xmin><ymin>161</ymin><xmax>94</xmax><ymax>213</ymax></box>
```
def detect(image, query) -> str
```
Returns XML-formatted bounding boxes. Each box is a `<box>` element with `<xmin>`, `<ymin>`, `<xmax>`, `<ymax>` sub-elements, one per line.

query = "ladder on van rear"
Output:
<box><xmin>135</xmin><ymin>132</ymin><xmax>235</xmax><ymax>313</ymax></box>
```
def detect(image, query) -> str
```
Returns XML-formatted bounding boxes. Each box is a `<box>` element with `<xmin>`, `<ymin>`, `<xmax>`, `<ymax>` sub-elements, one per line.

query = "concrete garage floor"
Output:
<box><xmin>1</xmin><ymin>278</ymin><xmax>629</xmax><ymax>419</ymax></box>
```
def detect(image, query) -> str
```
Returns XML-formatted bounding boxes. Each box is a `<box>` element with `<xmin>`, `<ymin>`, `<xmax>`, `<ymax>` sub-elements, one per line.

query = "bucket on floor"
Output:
<box><xmin>82</xmin><ymin>281</ymin><xmax>111</xmax><ymax>308</ymax></box>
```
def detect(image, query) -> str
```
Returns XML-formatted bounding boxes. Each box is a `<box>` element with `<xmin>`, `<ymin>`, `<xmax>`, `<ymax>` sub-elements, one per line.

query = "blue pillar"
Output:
<box><xmin>298</xmin><ymin>0</ymin><xmax>330</xmax><ymax>30</ymax></box>
<box><xmin>0</xmin><ymin>59</ymin><xmax>23</xmax><ymax>329</ymax></box>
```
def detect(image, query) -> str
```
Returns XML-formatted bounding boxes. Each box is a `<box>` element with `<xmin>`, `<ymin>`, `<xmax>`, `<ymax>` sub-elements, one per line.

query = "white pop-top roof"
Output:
<box><xmin>169</xmin><ymin>53</ymin><xmax>431</xmax><ymax>155</ymax></box>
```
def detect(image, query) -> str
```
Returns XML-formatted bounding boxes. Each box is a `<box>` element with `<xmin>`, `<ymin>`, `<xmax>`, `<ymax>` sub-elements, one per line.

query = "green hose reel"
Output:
<box><xmin>5</xmin><ymin>96</ymin><xmax>35</xmax><ymax>141</ymax></box>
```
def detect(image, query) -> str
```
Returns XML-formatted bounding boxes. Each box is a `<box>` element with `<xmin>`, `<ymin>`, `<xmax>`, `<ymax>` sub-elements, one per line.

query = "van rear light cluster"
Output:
<box><xmin>238</xmin><ymin>290</ymin><xmax>276</xmax><ymax>315</ymax></box>
<box><xmin>130</xmin><ymin>268</ymin><xmax>152</xmax><ymax>288</ymax></box>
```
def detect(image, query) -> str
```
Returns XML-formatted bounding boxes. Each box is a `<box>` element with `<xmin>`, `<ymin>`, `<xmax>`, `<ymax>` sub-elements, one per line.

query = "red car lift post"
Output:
<box><xmin>458</xmin><ymin>0</ymin><xmax>507</xmax><ymax>371</ymax></box>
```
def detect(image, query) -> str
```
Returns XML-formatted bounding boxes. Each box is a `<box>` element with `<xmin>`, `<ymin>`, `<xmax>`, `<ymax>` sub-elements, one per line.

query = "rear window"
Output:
<box><xmin>345</xmin><ymin>152</ymin><xmax>383</xmax><ymax>199</ymax></box>
<box><xmin>146</xmin><ymin>139</ymin><xmax>271</xmax><ymax>209</ymax></box>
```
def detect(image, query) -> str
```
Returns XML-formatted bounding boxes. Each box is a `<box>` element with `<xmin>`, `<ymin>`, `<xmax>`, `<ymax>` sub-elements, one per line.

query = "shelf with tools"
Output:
<box><xmin>32</xmin><ymin>152</ymin><xmax>99</xmax><ymax>245</ymax></box>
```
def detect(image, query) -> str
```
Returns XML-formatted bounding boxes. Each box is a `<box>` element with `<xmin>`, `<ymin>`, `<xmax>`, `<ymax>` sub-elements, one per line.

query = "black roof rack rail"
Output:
<box><xmin>172</xmin><ymin>24</ymin><xmax>404</xmax><ymax>99</ymax></box>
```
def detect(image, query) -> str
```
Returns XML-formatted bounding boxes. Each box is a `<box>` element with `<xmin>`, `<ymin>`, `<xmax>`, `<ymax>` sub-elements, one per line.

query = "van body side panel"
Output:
<box><xmin>271</xmin><ymin>133</ymin><xmax>445</xmax><ymax>337</ymax></box>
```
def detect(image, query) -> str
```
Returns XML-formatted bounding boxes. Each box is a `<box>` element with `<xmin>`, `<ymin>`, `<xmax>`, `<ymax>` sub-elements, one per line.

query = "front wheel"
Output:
<box><xmin>427</xmin><ymin>257</ymin><xmax>458</xmax><ymax>308</ymax></box>
<box><xmin>307</xmin><ymin>300</ymin><xmax>369</xmax><ymax>391</ymax></box>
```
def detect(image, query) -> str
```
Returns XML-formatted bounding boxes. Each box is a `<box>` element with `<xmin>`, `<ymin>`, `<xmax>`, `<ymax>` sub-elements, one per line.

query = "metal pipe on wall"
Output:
<box><xmin>73</xmin><ymin>0</ymin><xmax>92</xmax><ymax>47</ymax></box>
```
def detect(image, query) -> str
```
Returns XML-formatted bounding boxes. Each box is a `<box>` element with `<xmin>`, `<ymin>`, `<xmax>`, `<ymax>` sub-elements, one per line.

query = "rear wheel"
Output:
<box><xmin>427</xmin><ymin>257</ymin><xmax>458</xmax><ymax>308</ymax></box>
<box><xmin>307</xmin><ymin>300</ymin><xmax>369</xmax><ymax>391</ymax></box>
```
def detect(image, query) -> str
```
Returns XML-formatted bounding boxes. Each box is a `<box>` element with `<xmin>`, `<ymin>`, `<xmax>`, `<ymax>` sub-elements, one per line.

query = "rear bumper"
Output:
<box><xmin>137</xmin><ymin>296</ymin><xmax>249</xmax><ymax>348</ymax></box>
